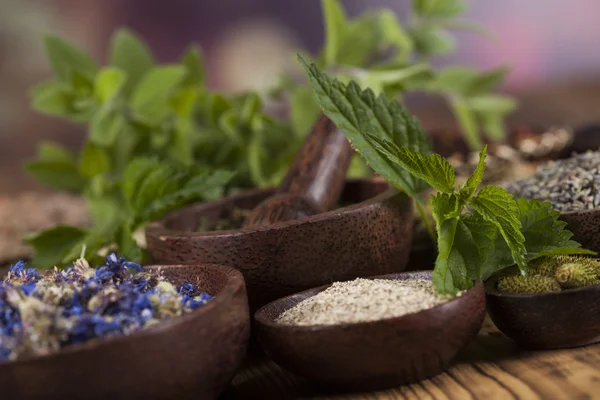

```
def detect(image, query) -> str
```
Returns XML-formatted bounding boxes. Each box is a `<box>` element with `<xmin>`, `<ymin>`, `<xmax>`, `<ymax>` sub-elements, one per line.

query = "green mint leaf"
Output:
<box><xmin>378</xmin><ymin>10</ymin><xmax>413</xmax><ymax>60</ymax></box>
<box><xmin>414</xmin><ymin>0</ymin><xmax>466</xmax><ymax>17</ymax></box>
<box><xmin>170</xmin><ymin>88</ymin><xmax>199</xmax><ymax>118</ymax></box>
<box><xmin>24</xmin><ymin>158</ymin><xmax>86</xmax><ymax>193</ymax></box>
<box><xmin>30</xmin><ymin>81</ymin><xmax>76</xmax><ymax>118</ymax></box>
<box><xmin>411</xmin><ymin>27</ymin><xmax>456</xmax><ymax>57</ymax></box>
<box><xmin>469</xmin><ymin>186</ymin><xmax>527</xmax><ymax>271</ymax></box>
<box><xmin>321</xmin><ymin>0</ymin><xmax>347</xmax><ymax>66</ymax></box>
<box><xmin>36</xmin><ymin>141</ymin><xmax>76</xmax><ymax>163</ymax></box>
<box><xmin>468</xmin><ymin>94</ymin><xmax>517</xmax><ymax>114</ymax></box>
<box><xmin>43</xmin><ymin>35</ymin><xmax>98</xmax><ymax>82</ymax></box>
<box><xmin>180</xmin><ymin>45</ymin><xmax>205</xmax><ymax>87</ymax></box>
<box><xmin>69</xmin><ymin>70</ymin><xmax>94</xmax><ymax>96</ymax></box>
<box><xmin>367</xmin><ymin>134</ymin><xmax>455</xmax><ymax>193</ymax></box>
<box><xmin>464</xmin><ymin>67</ymin><xmax>509</xmax><ymax>96</ymax></box>
<box><xmin>86</xmin><ymin>195</ymin><xmax>124</xmax><ymax>233</ymax></box>
<box><xmin>130</xmin><ymin>66</ymin><xmax>187</xmax><ymax>122</ymax></box>
<box><xmin>480</xmin><ymin>112</ymin><xmax>506</xmax><ymax>141</ymax></box>
<box><xmin>169</xmin><ymin>124</ymin><xmax>194</xmax><ymax>166</ymax></box>
<box><xmin>24</xmin><ymin>225</ymin><xmax>88</xmax><ymax>268</ymax></box>
<box><xmin>333</xmin><ymin>14</ymin><xmax>382</xmax><ymax>67</ymax></box>
<box><xmin>426</xmin><ymin>66</ymin><xmax>477</xmax><ymax>94</ymax></box>
<box><xmin>290</xmin><ymin>86</ymin><xmax>321</xmax><ymax>137</ymax></box>
<box><xmin>89</xmin><ymin>108</ymin><xmax>126</xmax><ymax>147</ymax></box>
<box><xmin>449</xmin><ymin>98</ymin><xmax>482</xmax><ymax>151</ymax></box>
<box><xmin>459</xmin><ymin>145</ymin><xmax>487</xmax><ymax>199</ymax></box>
<box><xmin>109</xmin><ymin>28</ymin><xmax>154</xmax><ymax>97</ymax></box>
<box><xmin>122</xmin><ymin>158</ymin><xmax>161</xmax><ymax>210</ymax></box>
<box><xmin>95</xmin><ymin>67</ymin><xmax>127</xmax><ymax>105</ymax></box>
<box><xmin>78</xmin><ymin>142</ymin><xmax>111</xmax><ymax>179</ymax></box>
<box><xmin>298</xmin><ymin>55</ymin><xmax>431</xmax><ymax>200</ymax></box>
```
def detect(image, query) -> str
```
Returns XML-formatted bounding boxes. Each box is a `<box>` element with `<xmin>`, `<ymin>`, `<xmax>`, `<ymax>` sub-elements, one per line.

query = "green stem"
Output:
<box><xmin>416</xmin><ymin>201</ymin><xmax>436</xmax><ymax>243</ymax></box>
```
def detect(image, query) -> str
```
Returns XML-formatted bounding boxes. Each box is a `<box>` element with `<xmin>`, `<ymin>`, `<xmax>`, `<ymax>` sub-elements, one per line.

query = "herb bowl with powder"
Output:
<box><xmin>254</xmin><ymin>271</ymin><xmax>485</xmax><ymax>392</ymax></box>
<box><xmin>0</xmin><ymin>254</ymin><xmax>250</xmax><ymax>400</ymax></box>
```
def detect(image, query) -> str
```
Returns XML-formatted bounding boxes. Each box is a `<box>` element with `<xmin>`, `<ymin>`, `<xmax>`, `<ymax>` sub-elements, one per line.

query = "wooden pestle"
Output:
<box><xmin>243</xmin><ymin>113</ymin><xmax>354</xmax><ymax>227</ymax></box>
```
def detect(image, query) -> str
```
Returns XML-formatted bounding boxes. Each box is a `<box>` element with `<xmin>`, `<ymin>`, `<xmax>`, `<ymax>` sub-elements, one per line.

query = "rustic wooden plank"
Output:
<box><xmin>225</xmin><ymin>315</ymin><xmax>600</xmax><ymax>399</ymax></box>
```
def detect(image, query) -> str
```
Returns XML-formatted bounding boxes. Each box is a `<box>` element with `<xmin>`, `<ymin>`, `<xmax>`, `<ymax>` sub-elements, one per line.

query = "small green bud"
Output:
<box><xmin>555</xmin><ymin>260</ymin><xmax>600</xmax><ymax>289</ymax></box>
<box><xmin>497</xmin><ymin>275</ymin><xmax>561</xmax><ymax>294</ymax></box>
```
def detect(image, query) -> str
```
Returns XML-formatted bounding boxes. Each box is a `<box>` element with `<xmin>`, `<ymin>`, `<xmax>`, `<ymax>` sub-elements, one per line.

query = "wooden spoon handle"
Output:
<box><xmin>278</xmin><ymin>113</ymin><xmax>353</xmax><ymax>209</ymax></box>
<box><xmin>243</xmin><ymin>113</ymin><xmax>353</xmax><ymax>227</ymax></box>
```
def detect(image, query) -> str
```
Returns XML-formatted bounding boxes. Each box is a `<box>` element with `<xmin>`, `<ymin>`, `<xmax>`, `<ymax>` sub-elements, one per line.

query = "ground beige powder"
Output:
<box><xmin>275</xmin><ymin>278</ymin><xmax>458</xmax><ymax>326</ymax></box>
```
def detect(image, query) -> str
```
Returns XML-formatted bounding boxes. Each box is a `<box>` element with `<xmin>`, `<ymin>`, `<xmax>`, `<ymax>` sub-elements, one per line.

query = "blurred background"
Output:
<box><xmin>1</xmin><ymin>0</ymin><xmax>599</xmax><ymax>193</ymax></box>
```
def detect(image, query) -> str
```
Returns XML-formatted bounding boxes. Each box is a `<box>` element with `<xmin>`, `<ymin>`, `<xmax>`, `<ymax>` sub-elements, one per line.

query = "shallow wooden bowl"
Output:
<box><xmin>146</xmin><ymin>178</ymin><xmax>414</xmax><ymax>311</ymax></box>
<box><xmin>0</xmin><ymin>264</ymin><xmax>250</xmax><ymax>400</ymax></box>
<box><xmin>486</xmin><ymin>278</ymin><xmax>600</xmax><ymax>350</ymax></box>
<box><xmin>253</xmin><ymin>271</ymin><xmax>486</xmax><ymax>392</ymax></box>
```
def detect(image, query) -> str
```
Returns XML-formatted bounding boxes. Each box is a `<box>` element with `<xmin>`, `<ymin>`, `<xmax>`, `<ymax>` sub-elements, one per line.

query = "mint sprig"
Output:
<box><xmin>301</xmin><ymin>62</ymin><xmax>595</xmax><ymax>294</ymax></box>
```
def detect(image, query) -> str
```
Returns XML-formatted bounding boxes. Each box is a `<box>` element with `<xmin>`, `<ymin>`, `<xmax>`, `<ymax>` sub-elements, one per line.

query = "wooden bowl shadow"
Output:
<box><xmin>145</xmin><ymin>178</ymin><xmax>414</xmax><ymax>312</ymax></box>
<box><xmin>485</xmin><ymin>277</ymin><xmax>600</xmax><ymax>350</ymax></box>
<box><xmin>0</xmin><ymin>264</ymin><xmax>250</xmax><ymax>400</ymax></box>
<box><xmin>253</xmin><ymin>271</ymin><xmax>486</xmax><ymax>392</ymax></box>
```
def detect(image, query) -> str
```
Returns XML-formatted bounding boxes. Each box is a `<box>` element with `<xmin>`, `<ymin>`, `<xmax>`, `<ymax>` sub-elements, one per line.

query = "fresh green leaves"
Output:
<box><xmin>299</xmin><ymin>56</ymin><xmax>431</xmax><ymax>200</ymax></box>
<box><xmin>367</xmin><ymin>134</ymin><xmax>455</xmax><ymax>192</ymax></box>
<box><xmin>24</xmin><ymin>142</ymin><xmax>86</xmax><ymax>192</ymax></box>
<box><xmin>300</xmin><ymin>61</ymin><xmax>593</xmax><ymax>294</ymax></box>
<box><xmin>43</xmin><ymin>35</ymin><xmax>98</xmax><ymax>82</ymax></box>
<box><xmin>109</xmin><ymin>28</ymin><xmax>154</xmax><ymax>97</ymax></box>
<box><xmin>27</xmin><ymin>157</ymin><xmax>235</xmax><ymax>268</ymax></box>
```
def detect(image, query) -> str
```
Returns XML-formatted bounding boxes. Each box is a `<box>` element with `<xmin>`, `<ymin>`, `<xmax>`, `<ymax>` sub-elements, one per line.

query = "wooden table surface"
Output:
<box><xmin>224</xmin><ymin>315</ymin><xmax>600</xmax><ymax>400</ymax></box>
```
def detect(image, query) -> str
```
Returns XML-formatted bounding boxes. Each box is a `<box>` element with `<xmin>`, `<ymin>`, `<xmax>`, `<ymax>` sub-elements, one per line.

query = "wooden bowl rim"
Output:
<box><xmin>0</xmin><ymin>263</ymin><xmax>246</xmax><ymax>368</ymax></box>
<box><xmin>560</xmin><ymin>207</ymin><xmax>600</xmax><ymax>217</ymax></box>
<box><xmin>485</xmin><ymin>274</ymin><xmax>600</xmax><ymax>299</ymax></box>
<box><xmin>145</xmin><ymin>178</ymin><xmax>403</xmax><ymax>239</ymax></box>
<box><xmin>254</xmin><ymin>270</ymin><xmax>484</xmax><ymax>332</ymax></box>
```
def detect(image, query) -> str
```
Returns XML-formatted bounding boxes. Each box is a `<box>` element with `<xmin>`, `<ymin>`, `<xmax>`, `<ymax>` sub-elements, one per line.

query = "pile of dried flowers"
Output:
<box><xmin>0</xmin><ymin>253</ymin><xmax>213</xmax><ymax>362</ymax></box>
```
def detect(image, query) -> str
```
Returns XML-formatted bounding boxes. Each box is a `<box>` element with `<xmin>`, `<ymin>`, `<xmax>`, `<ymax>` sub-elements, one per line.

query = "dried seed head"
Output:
<box><xmin>555</xmin><ymin>260</ymin><xmax>600</xmax><ymax>289</ymax></box>
<box><xmin>497</xmin><ymin>275</ymin><xmax>561</xmax><ymax>294</ymax></box>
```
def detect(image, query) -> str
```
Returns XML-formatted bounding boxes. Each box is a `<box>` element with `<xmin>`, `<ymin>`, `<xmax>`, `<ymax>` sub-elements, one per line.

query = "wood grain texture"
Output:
<box><xmin>223</xmin><ymin>315</ymin><xmax>600</xmax><ymax>400</ymax></box>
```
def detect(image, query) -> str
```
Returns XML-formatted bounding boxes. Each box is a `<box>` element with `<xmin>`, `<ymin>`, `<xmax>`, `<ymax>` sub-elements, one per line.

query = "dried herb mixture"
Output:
<box><xmin>0</xmin><ymin>253</ymin><xmax>212</xmax><ymax>362</ymax></box>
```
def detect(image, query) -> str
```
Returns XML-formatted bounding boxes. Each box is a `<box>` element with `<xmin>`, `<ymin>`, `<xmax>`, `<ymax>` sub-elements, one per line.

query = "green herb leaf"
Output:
<box><xmin>459</xmin><ymin>145</ymin><xmax>487</xmax><ymax>199</ymax></box>
<box><xmin>78</xmin><ymin>142</ymin><xmax>111</xmax><ymax>179</ymax></box>
<box><xmin>430</xmin><ymin>192</ymin><xmax>470</xmax><ymax>294</ymax></box>
<box><xmin>321</xmin><ymin>0</ymin><xmax>347</xmax><ymax>66</ymax></box>
<box><xmin>24</xmin><ymin>158</ymin><xmax>86</xmax><ymax>193</ymax></box>
<box><xmin>180</xmin><ymin>45</ymin><xmax>205</xmax><ymax>87</ymax></box>
<box><xmin>290</xmin><ymin>85</ymin><xmax>321</xmax><ymax>137</ymax></box>
<box><xmin>89</xmin><ymin>108</ymin><xmax>126</xmax><ymax>147</ymax></box>
<box><xmin>367</xmin><ymin>134</ymin><xmax>456</xmax><ymax>193</ymax></box>
<box><xmin>30</xmin><ymin>81</ymin><xmax>76</xmax><ymax>118</ymax></box>
<box><xmin>36</xmin><ymin>141</ymin><xmax>76</xmax><ymax>163</ymax></box>
<box><xmin>413</xmin><ymin>0</ymin><xmax>466</xmax><ymax>17</ymax></box>
<box><xmin>378</xmin><ymin>10</ymin><xmax>414</xmax><ymax>61</ymax></box>
<box><xmin>95</xmin><ymin>67</ymin><xmax>127</xmax><ymax>105</ymax></box>
<box><xmin>109</xmin><ymin>28</ymin><xmax>154</xmax><ymax>97</ymax></box>
<box><xmin>411</xmin><ymin>26</ymin><xmax>456</xmax><ymax>57</ymax></box>
<box><xmin>469</xmin><ymin>94</ymin><xmax>517</xmax><ymax>113</ymax></box>
<box><xmin>470</xmin><ymin>186</ymin><xmax>527</xmax><ymax>271</ymax></box>
<box><xmin>449</xmin><ymin>98</ymin><xmax>481</xmax><ymax>151</ymax></box>
<box><xmin>299</xmin><ymin>56</ymin><xmax>431</xmax><ymax>200</ymax></box>
<box><xmin>130</xmin><ymin>66</ymin><xmax>187</xmax><ymax>122</ymax></box>
<box><xmin>24</xmin><ymin>225</ymin><xmax>88</xmax><ymax>268</ymax></box>
<box><xmin>43</xmin><ymin>35</ymin><xmax>98</xmax><ymax>82</ymax></box>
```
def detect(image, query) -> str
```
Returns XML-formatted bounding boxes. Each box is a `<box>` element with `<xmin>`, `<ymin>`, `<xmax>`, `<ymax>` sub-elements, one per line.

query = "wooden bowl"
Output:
<box><xmin>0</xmin><ymin>264</ymin><xmax>250</xmax><ymax>400</ymax></box>
<box><xmin>145</xmin><ymin>178</ymin><xmax>414</xmax><ymax>311</ymax></box>
<box><xmin>253</xmin><ymin>271</ymin><xmax>486</xmax><ymax>392</ymax></box>
<box><xmin>557</xmin><ymin>209</ymin><xmax>600</xmax><ymax>253</ymax></box>
<box><xmin>486</xmin><ymin>278</ymin><xmax>600</xmax><ymax>350</ymax></box>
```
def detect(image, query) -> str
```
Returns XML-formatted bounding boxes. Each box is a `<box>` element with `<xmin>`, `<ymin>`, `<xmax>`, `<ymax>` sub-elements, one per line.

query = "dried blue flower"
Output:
<box><xmin>0</xmin><ymin>254</ymin><xmax>214</xmax><ymax>362</ymax></box>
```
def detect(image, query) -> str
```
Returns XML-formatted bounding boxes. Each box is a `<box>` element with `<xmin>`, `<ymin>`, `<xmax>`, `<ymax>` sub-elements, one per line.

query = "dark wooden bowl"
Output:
<box><xmin>0</xmin><ymin>264</ymin><xmax>250</xmax><ymax>400</ymax></box>
<box><xmin>558</xmin><ymin>209</ymin><xmax>600</xmax><ymax>254</ymax></box>
<box><xmin>145</xmin><ymin>178</ymin><xmax>414</xmax><ymax>311</ymax></box>
<box><xmin>253</xmin><ymin>271</ymin><xmax>486</xmax><ymax>392</ymax></box>
<box><xmin>486</xmin><ymin>278</ymin><xmax>600</xmax><ymax>350</ymax></box>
